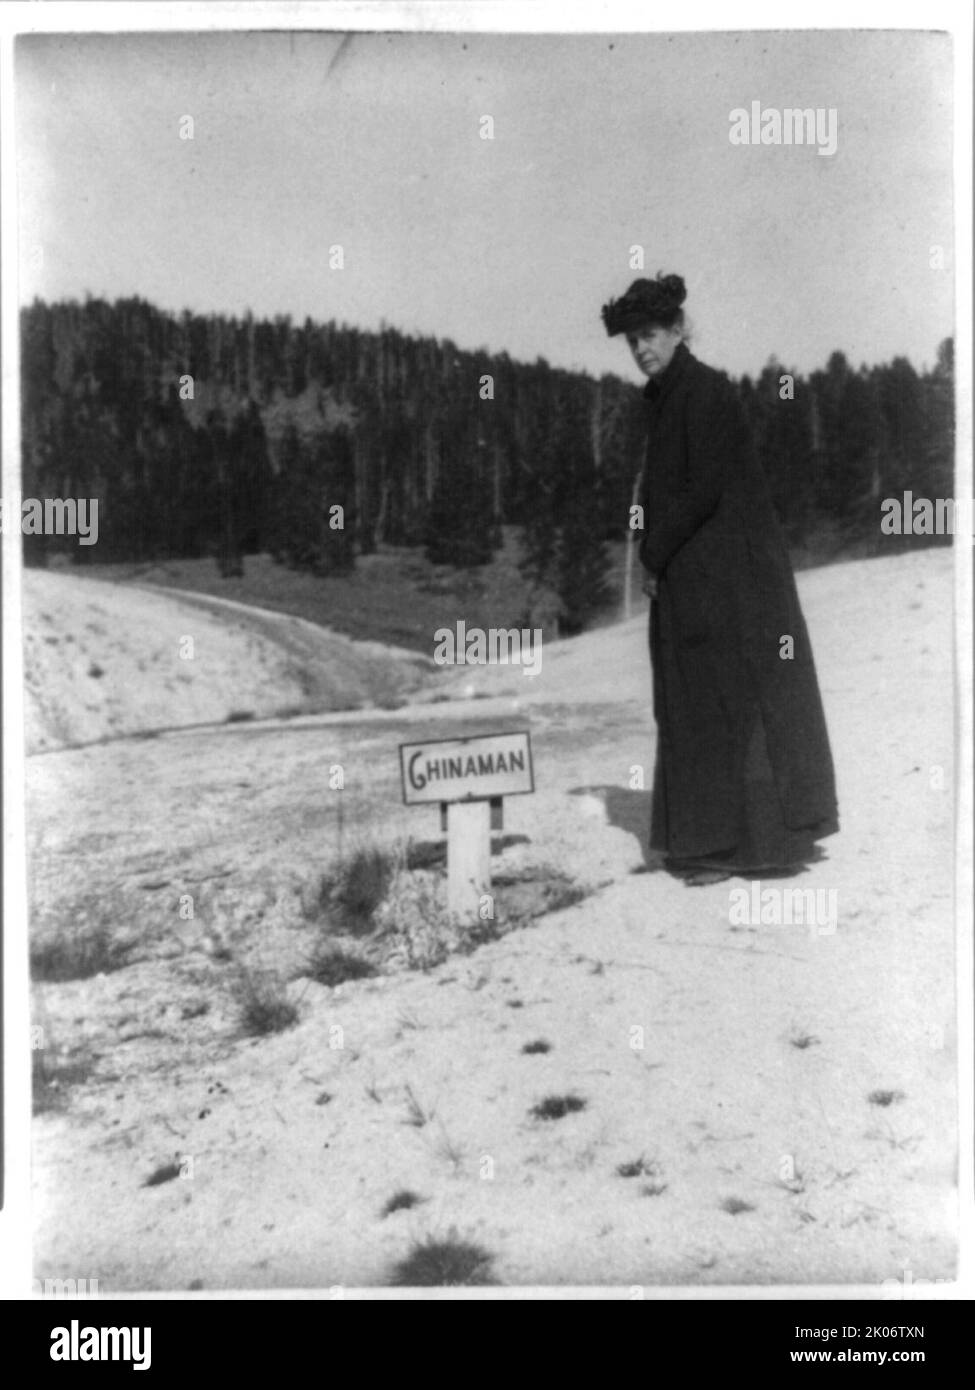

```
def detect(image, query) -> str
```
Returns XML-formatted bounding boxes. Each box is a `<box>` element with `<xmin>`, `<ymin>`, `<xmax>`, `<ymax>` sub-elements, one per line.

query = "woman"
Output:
<box><xmin>602</xmin><ymin>273</ymin><xmax>839</xmax><ymax>886</ymax></box>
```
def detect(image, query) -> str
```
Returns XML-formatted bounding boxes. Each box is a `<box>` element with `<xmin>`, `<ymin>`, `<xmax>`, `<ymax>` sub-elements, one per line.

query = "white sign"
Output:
<box><xmin>400</xmin><ymin>731</ymin><xmax>533</xmax><ymax>806</ymax></box>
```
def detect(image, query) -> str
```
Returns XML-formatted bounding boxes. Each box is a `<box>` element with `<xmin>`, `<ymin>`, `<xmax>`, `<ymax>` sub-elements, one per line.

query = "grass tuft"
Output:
<box><xmin>234</xmin><ymin>968</ymin><xmax>300</xmax><ymax>1036</ymax></box>
<box><xmin>382</xmin><ymin>1189</ymin><xmax>424</xmax><ymax>1217</ymax></box>
<box><xmin>617</xmin><ymin>1155</ymin><xmax>655</xmax><ymax>1179</ymax></box>
<box><xmin>143</xmin><ymin>1161</ymin><xmax>182</xmax><ymax>1188</ymax></box>
<box><xmin>305</xmin><ymin>940</ymin><xmax>376</xmax><ymax>987</ymax></box>
<box><xmin>324</xmin><ymin>844</ymin><xmax>397</xmax><ymax>934</ymax></box>
<box><xmin>531</xmin><ymin>1093</ymin><xmax>586</xmax><ymax>1121</ymax></box>
<box><xmin>402</xmin><ymin>1083</ymin><xmax>435</xmax><ymax>1129</ymax></box>
<box><xmin>30</xmin><ymin>923</ymin><xmax>131</xmax><ymax>983</ymax></box>
<box><xmin>867</xmin><ymin>1088</ymin><xmax>905</xmax><ymax>1107</ymax></box>
<box><xmin>389</xmin><ymin>1231</ymin><xmax>497</xmax><ymax>1286</ymax></box>
<box><xmin>721</xmin><ymin>1196</ymin><xmax>756</xmax><ymax>1215</ymax></box>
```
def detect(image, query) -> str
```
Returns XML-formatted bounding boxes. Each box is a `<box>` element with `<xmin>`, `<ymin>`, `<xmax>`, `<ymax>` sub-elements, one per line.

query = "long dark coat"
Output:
<box><xmin>638</xmin><ymin>340</ymin><xmax>838</xmax><ymax>861</ymax></box>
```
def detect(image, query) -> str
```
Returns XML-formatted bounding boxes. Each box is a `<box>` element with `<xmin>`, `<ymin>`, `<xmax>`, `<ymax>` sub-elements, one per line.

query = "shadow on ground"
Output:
<box><xmin>405</xmin><ymin>833</ymin><xmax>531</xmax><ymax>872</ymax></box>
<box><xmin>568</xmin><ymin>785</ymin><xmax>665</xmax><ymax>873</ymax></box>
<box><xmin>570</xmin><ymin>783</ymin><xmax>834</xmax><ymax>880</ymax></box>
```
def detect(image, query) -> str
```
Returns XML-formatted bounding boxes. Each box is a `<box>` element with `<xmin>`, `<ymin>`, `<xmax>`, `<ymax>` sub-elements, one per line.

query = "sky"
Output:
<box><xmin>15</xmin><ymin>27</ymin><xmax>955</xmax><ymax>383</ymax></box>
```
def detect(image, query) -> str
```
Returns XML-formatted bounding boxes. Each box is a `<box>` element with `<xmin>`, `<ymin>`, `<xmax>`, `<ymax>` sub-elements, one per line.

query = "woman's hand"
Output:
<box><xmin>642</xmin><ymin>575</ymin><xmax>658</xmax><ymax>600</ymax></box>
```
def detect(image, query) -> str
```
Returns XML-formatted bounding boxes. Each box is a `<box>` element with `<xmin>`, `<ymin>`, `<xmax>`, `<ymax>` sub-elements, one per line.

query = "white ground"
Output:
<box><xmin>27</xmin><ymin>548</ymin><xmax>958</xmax><ymax>1290</ymax></box>
<box><xmin>22</xmin><ymin>571</ymin><xmax>431</xmax><ymax>753</ymax></box>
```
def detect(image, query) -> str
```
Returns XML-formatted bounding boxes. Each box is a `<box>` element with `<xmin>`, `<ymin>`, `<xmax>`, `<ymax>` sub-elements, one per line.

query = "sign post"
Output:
<box><xmin>399</xmin><ymin>731</ymin><xmax>534</xmax><ymax>925</ymax></box>
<box><xmin>446</xmin><ymin>800</ymin><xmax>492</xmax><ymax>920</ymax></box>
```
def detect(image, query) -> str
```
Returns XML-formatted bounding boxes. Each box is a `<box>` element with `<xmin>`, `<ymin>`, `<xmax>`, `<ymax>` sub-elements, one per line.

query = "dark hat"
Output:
<box><xmin>601</xmin><ymin>273</ymin><xmax>686</xmax><ymax>336</ymax></box>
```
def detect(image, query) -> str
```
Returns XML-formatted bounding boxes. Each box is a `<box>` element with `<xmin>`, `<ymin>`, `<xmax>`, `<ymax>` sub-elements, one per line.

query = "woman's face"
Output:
<box><xmin>625</xmin><ymin>323</ymin><xmax>683</xmax><ymax>379</ymax></box>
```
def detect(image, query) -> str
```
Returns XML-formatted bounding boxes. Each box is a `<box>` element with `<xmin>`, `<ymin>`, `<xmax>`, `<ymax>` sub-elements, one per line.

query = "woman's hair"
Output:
<box><xmin>601</xmin><ymin>272</ymin><xmax>687</xmax><ymax>336</ymax></box>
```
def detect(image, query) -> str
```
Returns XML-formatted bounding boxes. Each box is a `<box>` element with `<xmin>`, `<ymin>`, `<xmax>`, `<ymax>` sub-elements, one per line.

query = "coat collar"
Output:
<box><xmin>643</xmin><ymin>339</ymin><xmax>692</xmax><ymax>406</ymax></box>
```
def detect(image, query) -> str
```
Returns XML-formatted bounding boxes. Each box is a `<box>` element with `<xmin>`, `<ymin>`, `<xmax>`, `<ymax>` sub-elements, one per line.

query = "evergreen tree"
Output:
<box><xmin>18</xmin><ymin>295</ymin><xmax>954</xmax><ymax>602</ymax></box>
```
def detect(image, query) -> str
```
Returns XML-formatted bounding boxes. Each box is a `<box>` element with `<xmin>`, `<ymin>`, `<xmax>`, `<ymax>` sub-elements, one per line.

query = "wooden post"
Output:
<box><xmin>447</xmin><ymin>800</ymin><xmax>491</xmax><ymax>925</ymax></box>
<box><xmin>624</xmin><ymin>465</ymin><xmax>643</xmax><ymax>623</ymax></box>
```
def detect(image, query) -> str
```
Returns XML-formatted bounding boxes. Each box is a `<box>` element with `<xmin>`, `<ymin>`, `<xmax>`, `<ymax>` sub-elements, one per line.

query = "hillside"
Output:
<box><xmin>27</xmin><ymin>547</ymin><xmax>959</xmax><ymax>1290</ymax></box>
<box><xmin>22</xmin><ymin>569</ymin><xmax>434</xmax><ymax>753</ymax></box>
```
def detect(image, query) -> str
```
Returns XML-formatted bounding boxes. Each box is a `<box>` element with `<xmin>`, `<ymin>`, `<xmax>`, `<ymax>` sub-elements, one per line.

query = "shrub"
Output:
<box><xmin>234</xmin><ymin>968</ymin><xmax>300</xmax><ymax>1036</ymax></box>
<box><xmin>305</xmin><ymin>941</ymin><xmax>376</xmax><ymax>988</ymax></box>
<box><xmin>319</xmin><ymin>844</ymin><xmax>396</xmax><ymax>934</ymax></box>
